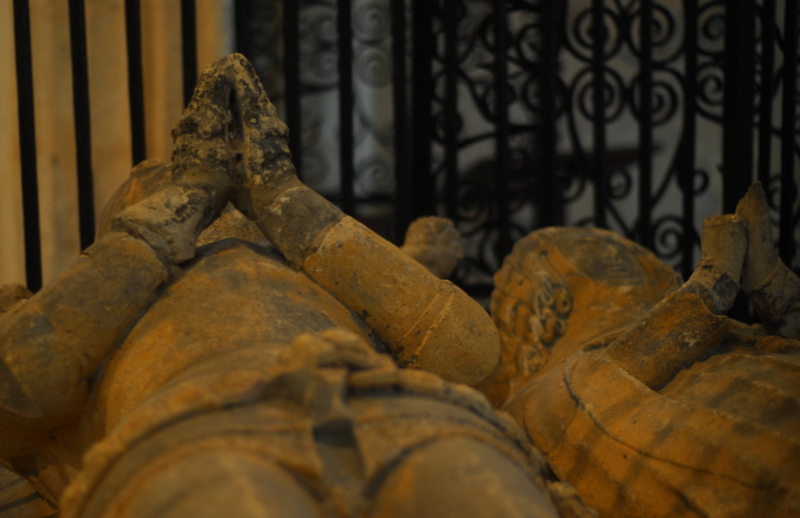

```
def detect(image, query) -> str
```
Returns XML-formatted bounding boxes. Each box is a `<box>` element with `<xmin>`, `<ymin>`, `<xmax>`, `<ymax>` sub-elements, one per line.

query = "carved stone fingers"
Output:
<box><xmin>110</xmin><ymin>56</ymin><xmax>271</xmax><ymax>266</ymax></box>
<box><xmin>736</xmin><ymin>182</ymin><xmax>800</xmax><ymax>336</ymax></box>
<box><xmin>221</xmin><ymin>54</ymin><xmax>299</xmax><ymax>220</ymax></box>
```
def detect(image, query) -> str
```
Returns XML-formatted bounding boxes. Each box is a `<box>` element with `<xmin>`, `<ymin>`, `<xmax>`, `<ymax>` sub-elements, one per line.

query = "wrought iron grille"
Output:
<box><xmin>10</xmin><ymin>0</ymin><xmax>800</xmax><ymax>300</ymax></box>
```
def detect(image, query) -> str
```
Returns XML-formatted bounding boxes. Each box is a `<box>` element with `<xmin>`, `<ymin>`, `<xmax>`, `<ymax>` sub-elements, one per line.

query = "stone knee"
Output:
<box><xmin>96</xmin><ymin>450</ymin><xmax>320</xmax><ymax>518</ymax></box>
<box><xmin>367</xmin><ymin>437</ymin><xmax>560</xmax><ymax>518</ymax></box>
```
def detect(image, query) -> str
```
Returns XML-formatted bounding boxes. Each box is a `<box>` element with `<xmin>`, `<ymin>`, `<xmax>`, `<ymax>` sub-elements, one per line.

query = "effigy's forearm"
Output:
<box><xmin>265</xmin><ymin>186</ymin><xmax>500</xmax><ymax>387</ymax></box>
<box><xmin>603</xmin><ymin>213</ymin><xmax>745</xmax><ymax>388</ymax></box>
<box><xmin>0</xmin><ymin>232</ymin><xmax>167</xmax><ymax>421</ymax></box>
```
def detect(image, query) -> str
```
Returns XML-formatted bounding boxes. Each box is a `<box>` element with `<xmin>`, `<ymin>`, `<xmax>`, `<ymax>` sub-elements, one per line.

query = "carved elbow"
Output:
<box><xmin>396</xmin><ymin>283</ymin><xmax>501</xmax><ymax>387</ymax></box>
<box><xmin>1</xmin><ymin>313</ymin><xmax>88</xmax><ymax>419</ymax></box>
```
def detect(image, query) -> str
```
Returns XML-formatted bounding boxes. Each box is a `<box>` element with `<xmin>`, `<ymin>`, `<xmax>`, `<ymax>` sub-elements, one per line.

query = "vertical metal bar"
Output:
<box><xmin>779</xmin><ymin>0</ymin><xmax>798</xmax><ymax>264</ymax></box>
<box><xmin>13</xmin><ymin>0</ymin><xmax>42</xmax><ymax>292</ymax></box>
<box><xmin>722</xmin><ymin>0</ymin><xmax>755</xmax><ymax>213</ymax></box>
<box><xmin>637</xmin><ymin>0</ymin><xmax>653</xmax><ymax>248</ymax></box>
<box><xmin>125</xmin><ymin>0</ymin><xmax>146</xmax><ymax>164</ymax></box>
<box><xmin>444</xmin><ymin>0</ymin><xmax>459</xmax><ymax>220</ymax></box>
<box><xmin>723</xmin><ymin>0</ymin><xmax>756</xmax><ymax>321</ymax></box>
<box><xmin>537</xmin><ymin>0</ymin><xmax>562</xmax><ymax>227</ymax></box>
<box><xmin>757</xmin><ymin>0</ymin><xmax>776</xmax><ymax>187</ymax></box>
<box><xmin>494</xmin><ymin>0</ymin><xmax>511</xmax><ymax>256</ymax></box>
<box><xmin>68</xmin><ymin>0</ymin><xmax>96</xmax><ymax>249</ymax></box>
<box><xmin>234</xmin><ymin>0</ymin><xmax>249</xmax><ymax>55</ymax></box>
<box><xmin>591</xmin><ymin>0</ymin><xmax>607</xmax><ymax>228</ymax></box>
<box><xmin>338</xmin><ymin>0</ymin><xmax>355</xmax><ymax>215</ymax></box>
<box><xmin>284</xmin><ymin>0</ymin><xmax>303</xmax><ymax>179</ymax></box>
<box><xmin>411</xmin><ymin>0</ymin><xmax>435</xmax><ymax>216</ymax></box>
<box><xmin>680</xmin><ymin>0</ymin><xmax>697</xmax><ymax>279</ymax></box>
<box><xmin>181</xmin><ymin>0</ymin><xmax>198</xmax><ymax>106</ymax></box>
<box><xmin>392</xmin><ymin>0</ymin><xmax>411</xmax><ymax>241</ymax></box>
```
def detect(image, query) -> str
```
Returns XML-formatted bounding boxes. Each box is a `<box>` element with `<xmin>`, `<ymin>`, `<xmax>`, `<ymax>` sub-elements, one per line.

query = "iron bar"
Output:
<box><xmin>779</xmin><ymin>0</ymin><xmax>798</xmax><ymax>264</ymax></box>
<box><xmin>537</xmin><ymin>0</ymin><xmax>562</xmax><ymax>227</ymax></box>
<box><xmin>338</xmin><ymin>0</ymin><xmax>355</xmax><ymax>215</ymax></box>
<box><xmin>233</xmin><ymin>0</ymin><xmax>249</xmax><ymax>54</ymax></box>
<box><xmin>392</xmin><ymin>0</ymin><xmax>411</xmax><ymax>241</ymax></box>
<box><xmin>591</xmin><ymin>0</ymin><xmax>607</xmax><ymax>228</ymax></box>
<box><xmin>411</xmin><ymin>0</ymin><xmax>435</xmax><ymax>216</ymax></box>
<box><xmin>722</xmin><ymin>0</ymin><xmax>755</xmax><ymax>213</ymax></box>
<box><xmin>637</xmin><ymin>0</ymin><xmax>653</xmax><ymax>249</ymax></box>
<box><xmin>12</xmin><ymin>0</ymin><xmax>42</xmax><ymax>292</ymax></box>
<box><xmin>125</xmin><ymin>0</ymin><xmax>146</xmax><ymax>164</ymax></box>
<box><xmin>723</xmin><ymin>0</ymin><xmax>756</xmax><ymax>320</ymax></box>
<box><xmin>757</xmin><ymin>0</ymin><xmax>776</xmax><ymax>187</ymax></box>
<box><xmin>444</xmin><ymin>0</ymin><xmax>459</xmax><ymax>220</ymax></box>
<box><xmin>680</xmin><ymin>0</ymin><xmax>698</xmax><ymax>279</ymax></box>
<box><xmin>284</xmin><ymin>0</ymin><xmax>303</xmax><ymax>179</ymax></box>
<box><xmin>68</xmin><ymin>0</ymin><xmax>96</xmax><ymax>249</ymax></box>
<box><xmin>494</xmin><ymin>0</ymin><xmax>511</xmax><ymax>257</ymax></box>
<box><xmin>181</xmin><ymin>0</ymin><xmax>197</xmax><ymax>106</ymax></box>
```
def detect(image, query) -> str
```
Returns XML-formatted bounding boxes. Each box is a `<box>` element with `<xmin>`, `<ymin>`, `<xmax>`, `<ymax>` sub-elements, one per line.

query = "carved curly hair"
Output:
<box><xmin>485</xmin><ymin>227</ymin><xmax>681</xmax><ymax>406</ymax></box>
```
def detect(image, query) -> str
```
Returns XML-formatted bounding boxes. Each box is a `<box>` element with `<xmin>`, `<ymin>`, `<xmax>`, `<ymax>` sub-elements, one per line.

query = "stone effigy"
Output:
<box><xmin>8</xmin><ymin>51</ymin><xmax>795</xmax><ymax>518</ymax></box>
<box><xmin>0</xmin><ymin>55</ymin><xmax>593</xmax><ymax>518</ymax></box>
<box><xmin>490</xmin><ymin>183</ymin><xmax>800</xmax><ymax>517</ymax></box>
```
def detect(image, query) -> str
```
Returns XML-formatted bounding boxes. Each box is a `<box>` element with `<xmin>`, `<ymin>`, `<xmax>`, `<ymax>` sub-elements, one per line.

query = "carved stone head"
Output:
<box><xmin>487</xmin><ymin>227</ymin><xmax>682</xmax><ymax>405</ymax></box>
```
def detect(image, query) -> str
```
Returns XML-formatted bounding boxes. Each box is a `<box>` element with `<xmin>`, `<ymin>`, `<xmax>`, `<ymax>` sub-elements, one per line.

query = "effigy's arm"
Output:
<box><xmin>0</xmin><ymin>234</ymin><xmax>168</xmax><ymax>423</ymax></box>
<box><xmin>604</xmin><ymin>183</ymin><xmax>800</xmax><ymax>388</ymax></box>
<box><xmin>0</xmin><ymin>68</ymin><xmax>232</xmax><ymax>433</ymax></box>
<box><xmin>213</xmin><ymin>54</ymin><xmax>499</xmax><ymax>387</ymax></box>
<box><xmin>601</xmin><ymin>214</ymin><xmax>746</xmax><ymax>389</ymax></box>
<box><xmin>0</xmin><ymin>231</ymin><xmax>170</xmax><ymax>479</ymax></box>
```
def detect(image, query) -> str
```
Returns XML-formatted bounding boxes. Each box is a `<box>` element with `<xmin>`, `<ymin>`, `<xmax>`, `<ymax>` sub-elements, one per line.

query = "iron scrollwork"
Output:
<box><xmin>430</xmin><ymin>0</ymin><xmax>714</xmax><ymax>293</ymax></box>
<box><xmin>238</xmin><ymin>0</ymin><xmax>799</xmax><ymax>290</ymax></box>
<box><xmin>297</xmin><ymin>0</ymin><xmax>396</xmax><ymax>204</ymax></box>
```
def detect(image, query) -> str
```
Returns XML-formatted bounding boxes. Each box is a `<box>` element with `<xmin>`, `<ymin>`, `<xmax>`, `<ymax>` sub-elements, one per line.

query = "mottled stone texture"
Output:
<box><xmin>495</xmin><ymin>183</ymin><xmax>800</xmax><ymax>518</ymax></box>
<box><xmin>0</xmin><ymin>55</ymin><xmax>592</xmax><ymax>518</ymax></box>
